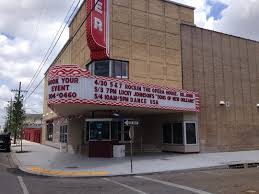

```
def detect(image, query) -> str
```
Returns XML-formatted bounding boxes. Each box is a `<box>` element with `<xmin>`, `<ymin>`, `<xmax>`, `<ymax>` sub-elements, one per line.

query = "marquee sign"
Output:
<box><xmin>87</xmin><ymin>0</ymin><xmax>110</xmax><ymax>60</ymax></box>
<box><xmin>48</xmin><ymin>65</ymin><xmax>200</xmax><ymax>112</ymax></box>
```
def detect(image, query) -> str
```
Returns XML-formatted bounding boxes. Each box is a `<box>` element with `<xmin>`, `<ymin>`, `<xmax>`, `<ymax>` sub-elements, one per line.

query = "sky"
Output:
<box><xmin>0</xmin><ymin>0</ymin><xmax>259</xmax><ymax>127</ymax></box>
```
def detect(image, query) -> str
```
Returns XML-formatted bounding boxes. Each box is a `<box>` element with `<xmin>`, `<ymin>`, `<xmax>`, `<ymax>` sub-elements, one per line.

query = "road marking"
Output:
<box><xmin>17</xmin><ymin>176</ymin><xmax>29</xmax><ymax>194</ymax></box>
<box><xmin>27</xmin><ymin>166</ymin><xmax>109</xmax><ymax>176</ymax></box>
<box><xmin>246</xmin><ymin>190</ymin><xmax>257</xmax><ymax>194</ymax></box>
<box><xmin>135</xmin><ymin>176</ymin><xmax>213</xmax><ymax>194</ymax></box>
<box><xmin>103</xmin><ymin>178</ymin><xmax>148</xmax><ymax>194</ymax></box>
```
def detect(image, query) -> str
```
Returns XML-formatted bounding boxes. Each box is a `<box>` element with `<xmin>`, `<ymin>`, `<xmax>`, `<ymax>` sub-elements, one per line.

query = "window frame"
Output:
<box><xmin>46</xmin><ymin>123</ymin><xmax>53</xmax><ymax>141</ymax></box>
<box><xmin>60</xmin><ymin>125</ymin><xmax>68</xmax><ymax>143</ymax></box>
<box><xmin>86</xmin><ymin>59</ymin><xmax>129</xmax><ymax>79</ymax></box>
<box><xmin>184</xmin><ymin>121</ymin><xmax>198</xmax><ymax>145</ymax></box>
<box><xmin>162</xmin><ymin>123</ymin><xmax>172</xmax><ymax>144</ymax></box>
<box><xmin>86</xmin><ymin>118</ymin><xmax>114</xmax><ymax>141</ymax></box>
<box><xmin>84</xmin><ymin>118</ymin><xmax>132</xmax><ymax>143</ymax></box>
<box><xmin>162</xmin><ymin>121</ymin><xmax>198</xmax><ymax>146</ymax></box>
<box><xmin>172</xmin><ymin>122</ymin><xmax>184</xmax><ymax>145</ymax></box>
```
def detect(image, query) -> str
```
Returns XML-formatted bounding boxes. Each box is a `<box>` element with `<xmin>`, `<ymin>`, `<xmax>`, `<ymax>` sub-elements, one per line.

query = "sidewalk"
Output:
<box><xmin>11</xmin><ymin>140</ymin><xmax>259</xmax><ymax>177</ymax></box>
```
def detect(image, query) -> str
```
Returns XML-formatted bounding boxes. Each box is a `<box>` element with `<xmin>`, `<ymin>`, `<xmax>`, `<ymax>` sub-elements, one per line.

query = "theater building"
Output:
<box><xmin>42</xmin><ymin>0</ymin><xmax>259</xmax><ymax>156</ymax></box>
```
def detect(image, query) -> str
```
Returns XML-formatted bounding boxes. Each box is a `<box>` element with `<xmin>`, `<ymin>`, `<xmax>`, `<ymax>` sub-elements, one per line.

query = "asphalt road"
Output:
<box><xmin>1</xmin><ymin>151</ymin><xmax>259</xmax><ymax>194</ymax></box>
<box><xmin>0</xmin><ymin>152</ymin><xmax>24</xmax><ymax>194</ymax></box>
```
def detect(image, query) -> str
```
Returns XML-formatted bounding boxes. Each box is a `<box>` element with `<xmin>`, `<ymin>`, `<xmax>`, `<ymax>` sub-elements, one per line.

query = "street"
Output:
<box><xmin>1</xmin><ymin>151</ymin><xmax>259</xmax><ymax>194</ymax></box>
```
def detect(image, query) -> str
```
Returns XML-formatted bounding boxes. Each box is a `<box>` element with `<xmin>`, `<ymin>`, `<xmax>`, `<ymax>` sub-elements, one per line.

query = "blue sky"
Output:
<box><xmin>207</xmin><ymin>0</ymin><xmax>228</xmax><ymax>20</ymax></box>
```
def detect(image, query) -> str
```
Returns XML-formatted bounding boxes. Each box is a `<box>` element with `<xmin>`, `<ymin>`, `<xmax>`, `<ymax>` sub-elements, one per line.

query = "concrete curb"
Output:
<box><xmin>10</xmin><ymin>151</ymin><xmax>21</xmax><ymax>168</ymax></box>
<box><xmin>9</xmin><ymin>149</ymin><xmax>232</xmax><ymax>178</ymax></box>
<box><xmin>12</xmin><ymin>142</ymin><xmax>257</xmax><ymax>178</ymax></box>
<box><xmin>11</xmin><ymin>162</ymin><xmax>229</xmax><ymax>178</ymax></box>
<box><xmin>19</xmin><ymin>165</ymin><xmax>111</xmax><ymax>178</ymax></box>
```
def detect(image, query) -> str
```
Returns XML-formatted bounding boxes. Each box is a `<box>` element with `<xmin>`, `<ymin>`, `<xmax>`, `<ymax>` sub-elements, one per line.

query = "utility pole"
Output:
<box><xmin>11</xmin><ymin>82</ymin><xmax>28</xmax><ymax>151</ymax></box>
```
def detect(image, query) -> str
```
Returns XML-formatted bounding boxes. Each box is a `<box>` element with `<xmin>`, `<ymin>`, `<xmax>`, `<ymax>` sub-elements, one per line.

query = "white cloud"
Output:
<box><xmin>0</xmin><ymin>0</ymin><xmax>78</xmax><ymax>125</ymax></box>
<box><xmin>0</xmin><ymin>85</ymin><xmax>13</xmax><ymax>100</ymax></box>
<box><xmin>172</xmin><ymin>0</ymin><xmax>212</xmax><ymax>28</ymax></box>
<box><xmin>213</xmin><ymin>0</ymin><xmax>259</xmax><ymax>41</ymax></box>
<box><xmin>0</xmin><ymin>85</ymin><xmax>13</xmax><ymax>124</ymax></box>
<box><xmin>1</xmin><ymin>0</ymin><xmax>259</xmax><ymax>125</ymax></box>
<box><xmin>175</xmin><ymin>0</ymin><xmax>259</xmax><ymax>41</ymax></box>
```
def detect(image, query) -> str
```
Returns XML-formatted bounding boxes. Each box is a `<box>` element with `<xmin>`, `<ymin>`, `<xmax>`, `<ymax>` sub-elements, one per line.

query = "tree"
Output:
<box><xmin>12</xmin><ymin>94</ymin><xmax>26</xmax><ymax>144</ymax></box>
<box><xmin>4</xmin><ymin>101</ymin><xmax>14</xmax><ymax>134</ymax></box>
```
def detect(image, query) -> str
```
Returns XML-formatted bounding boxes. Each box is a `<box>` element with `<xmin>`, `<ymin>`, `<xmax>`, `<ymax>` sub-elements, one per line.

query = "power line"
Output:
<box><xmin>24</xmin><ymin>0</ymin><xmax>81</xmax><ymax>102</ymax></box>
<box><xmin>30</xmin><ymin>0</ymin><xmax>48</xmax><ymax>45</ymax></box>
<box><xmin>24</xmin><ymin>0</ymin><xmax>80</xmax><ymax>97</ymax></box>
<box><xmin>24</xmin><ymin>0</ymin><xmax>101</xmax><ymax>102</ymax></box>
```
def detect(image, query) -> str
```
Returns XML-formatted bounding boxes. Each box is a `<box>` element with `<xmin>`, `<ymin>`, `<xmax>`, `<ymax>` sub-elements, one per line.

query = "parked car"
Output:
<box><xmin>0</xmin><ymin>132</ymin><xmax>11</xmax><ymax>152</ymax></box>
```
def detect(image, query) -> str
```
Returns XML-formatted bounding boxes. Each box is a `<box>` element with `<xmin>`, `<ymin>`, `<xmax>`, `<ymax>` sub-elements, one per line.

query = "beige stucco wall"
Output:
<box><xmin>68</xmin><ymin>118</ymin><xmax>85</xmax><ymax>153</ymax></box>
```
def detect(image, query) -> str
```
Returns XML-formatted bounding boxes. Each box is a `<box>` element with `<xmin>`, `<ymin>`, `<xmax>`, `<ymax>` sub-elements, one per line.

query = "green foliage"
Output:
<box><xmin>4</xmin><ymin>94</ymin><xmax>26</xmax><ymax>136</ymax></box>
<box><xmin>5</xmin><ymin>102</ymin><xmax>14</xmax><ymax>133</ymax></box>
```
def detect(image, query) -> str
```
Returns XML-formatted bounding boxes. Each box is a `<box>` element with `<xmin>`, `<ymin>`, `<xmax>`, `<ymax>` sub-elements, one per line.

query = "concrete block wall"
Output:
<box><xmin>181</xmin><ymin>24</ymin><xmax>259</xmax><ymax>152</ymax></box>
<box><xmin>110</xmin><ymin>0</ymin><xmax>194</xmax><ymax>88</ymax></box>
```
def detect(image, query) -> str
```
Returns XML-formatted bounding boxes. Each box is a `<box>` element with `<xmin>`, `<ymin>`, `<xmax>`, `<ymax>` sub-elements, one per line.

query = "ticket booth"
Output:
<box><xmin>86</xmin><ymin>118</ymin><xmax>130</xmax><ymax>157</ymax></box>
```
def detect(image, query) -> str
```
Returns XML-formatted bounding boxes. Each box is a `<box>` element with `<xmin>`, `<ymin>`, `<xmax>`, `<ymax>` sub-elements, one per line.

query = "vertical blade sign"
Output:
<box><xmin>87</xmin><ymin>0</ymin><xmax>110</xmax><ymax>60</ymax></box>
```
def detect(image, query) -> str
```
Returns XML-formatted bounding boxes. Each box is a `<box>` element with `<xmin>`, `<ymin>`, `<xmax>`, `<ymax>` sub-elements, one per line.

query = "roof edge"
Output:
<box><xmin>181</xmin><ymin>23</ymin><xmax>259</xmax><ymax>44</ymax></box>
<box><xmin>163</xmin><ymin>0</ymin><xmax>195</xmax><ymax>10</ymax></box>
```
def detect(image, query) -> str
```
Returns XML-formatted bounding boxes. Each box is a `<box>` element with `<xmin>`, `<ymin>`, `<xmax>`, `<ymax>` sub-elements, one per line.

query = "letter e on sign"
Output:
<box><xmin>95</xmin><ymin>0</ymin><xmax>103</xmax><ymax>14</ymax></box>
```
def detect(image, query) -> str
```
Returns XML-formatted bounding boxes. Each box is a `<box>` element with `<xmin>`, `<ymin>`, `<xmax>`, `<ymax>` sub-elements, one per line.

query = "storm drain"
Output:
<box><xmin>228</xmin><ymin>162</ymin><xmax>259</xmax><ymax>169</ymax></box>
<box><xmin>161</xmin><ymin>158</ymin><xmax>171</xmax><ymax>161</ymax></box>
<box><xmin>228</xmin><ymin>163</ymin><xmax>245</xmax><ymax>169</ymax></box>
<box><xmin>247</xmin><ymin>163</ymin><xmax>259</xmax><ymax>168</ymax></box>
<box><xmin>65</xmin><ymin>166</ymin><xmax>79</xmax><ymax>169</ymax></box>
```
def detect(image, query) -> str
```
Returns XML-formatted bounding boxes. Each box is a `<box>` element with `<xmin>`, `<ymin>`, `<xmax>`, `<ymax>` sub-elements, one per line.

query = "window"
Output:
<box><xmin>185</xmin><ymin>123</ymin><xmax>197</xmax><ymax>144</ymax></box>
<box><xmin>162</xmin><ymin>122</ymin><xmax>197</xmax><ymax>145</ymax></box>
<box><xmin>89</xmin><ymin>121</ymin><xmax>110</xmax><ymax>140</ymax></box>
<box><xmin>94</xmin><ymin>60</ymin><xmax>110</xmax><ymax>77</ymax></box>
<box><xmin>83</xmin><ymin>122</ymin><xmax>89</xmax><ymax>144</ymax></box>
<box><xmin>87</xmin><ymin>60</ymin><xmax>128</xmax><ymax>79</ymax></box>
<box><xmin>111</xmin><ymin>121</ymin><xmax>120</xmax><ymax>140</ymax></box>
<box><xmin>60</xmin><ymin>125</ymin><xmax>68</xmax><ymax>143</ymax></box>
<box><xmin>112</xmin><ymin>60</ymin><xmax>128</xmax><ymax>78</ymax></box>
<box><xmin>85</xmin><ymin>119</ymin><xmax>132</xmax><ymax>142</ymax></box>
<box><xmin>172</xmin><ymin>123</ymin><xmax>183</xmax><ymax>144</ymax></box>
<box><xmin>46</xmin><ymin>123</ymin><xmax>53</xmax><ymax>141</ymax></box>
<box><xmin>163</xmin><ymin>124</ymin><xmax>172</xmax><ymax>144</ymax></box>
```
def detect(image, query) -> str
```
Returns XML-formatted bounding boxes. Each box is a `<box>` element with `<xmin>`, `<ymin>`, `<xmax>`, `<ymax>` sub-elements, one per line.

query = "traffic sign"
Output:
<box><xmin>124</xmin><ymin>120</ymin><xmax>139</xmax><ymax>126</ymax></box>
<box><xmin>129</xmin><ymin>127</ymin><xmax>134</xmax><ymax>140</ymax></box>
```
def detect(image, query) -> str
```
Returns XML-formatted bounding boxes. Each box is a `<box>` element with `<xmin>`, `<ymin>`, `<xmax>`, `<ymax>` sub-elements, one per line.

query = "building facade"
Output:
<box><xmin>23</xmin><ymin>114</ymin><xmax>42</xmax><ymax>144</ymax></box>
<box><xmin>42</xmin><ymin>0</ymin><xmax>259</xmax><ymax>156</ymax></box>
